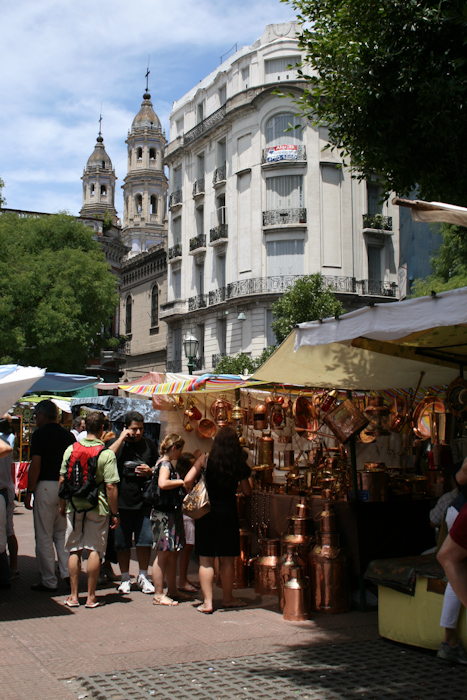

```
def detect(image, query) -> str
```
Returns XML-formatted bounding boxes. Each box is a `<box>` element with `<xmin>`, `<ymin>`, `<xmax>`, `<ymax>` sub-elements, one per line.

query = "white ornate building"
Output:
<box><xmin>161</xmin><ymin>22</ymin><xmax>400</xmax><ymax>373</ymax></box>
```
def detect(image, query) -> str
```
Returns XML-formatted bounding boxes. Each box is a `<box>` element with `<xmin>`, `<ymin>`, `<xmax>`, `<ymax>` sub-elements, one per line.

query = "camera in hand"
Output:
<box><xmin>122</xmin><ymin>460</ymin><xmax>142</xmax><ymax>476</ymax></box>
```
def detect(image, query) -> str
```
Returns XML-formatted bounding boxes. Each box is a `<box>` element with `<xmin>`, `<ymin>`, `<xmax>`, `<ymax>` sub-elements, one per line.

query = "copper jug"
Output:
<box><xmin>249</xmin><ymin>539</ymin><xmax>281</xmax><ymax>596</ymax></box>
<box><xmin>277</xmin><ymin>544</ymin><xmax>300</xmax><ymax>612</ymax></box>
<box><xmin>283</xmin><ymin>565</ymin><xmax>310</xmax><ymax>621</ymax></box>
<box><xmin>253</xmin><ymin>403</ymin><xmax>268</xmax><ymax>431</ymax></box>
<box><xmin>256</xmin><ymin>434</ymin><xmax>274</xmax><ymax>465</ymax></box>
<box><xmin>309</xmin><ymin>502</ymin><xmax>350</xmax><ymax>614</ymax></box>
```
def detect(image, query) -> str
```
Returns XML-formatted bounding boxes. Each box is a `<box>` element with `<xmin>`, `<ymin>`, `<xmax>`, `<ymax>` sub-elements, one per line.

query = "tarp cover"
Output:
<box><xmin>27</xmin><ymin>372</ymin><xmax>100</xmax><ymax>393</ymax></box>
<box><xmin>70</xmin><ymin>395</ymin><xmax>161</xmax><ymax>423</ymax></box>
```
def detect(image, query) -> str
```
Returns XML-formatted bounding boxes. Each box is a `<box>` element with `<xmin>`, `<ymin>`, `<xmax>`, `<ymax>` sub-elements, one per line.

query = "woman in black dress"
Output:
<box><xmin>185</xmin><ymin>426</ymin><xmax>251</xmax><ymax>613</ymax></box>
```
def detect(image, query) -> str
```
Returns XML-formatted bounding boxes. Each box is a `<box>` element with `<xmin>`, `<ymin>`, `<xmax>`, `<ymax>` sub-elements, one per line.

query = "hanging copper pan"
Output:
<box><xmin>293</xmin><ymin>394</ymin><xmax>314</xmax><ymax>432</ymax></box>
<box><xmin>197</xmin><ymin>397</ymin><xmax>216</xmax><ymax>439</ymax></box>
<box><xmin>413</xmin><ymin>396</ymin><xmax>446</xmax><ymax>440</ymax></box>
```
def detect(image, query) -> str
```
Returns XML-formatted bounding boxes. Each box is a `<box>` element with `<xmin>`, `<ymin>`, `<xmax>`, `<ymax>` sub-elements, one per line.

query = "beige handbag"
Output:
<box><xmin>182</xmin><ymin>463</ymin><xmax>210</xmax><ymax>520</ymax></box>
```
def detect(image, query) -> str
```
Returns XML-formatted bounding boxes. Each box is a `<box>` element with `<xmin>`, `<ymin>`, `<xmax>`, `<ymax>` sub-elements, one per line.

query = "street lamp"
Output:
<box><xmin>183</xmin><ymin>332</ymin><xmax>199</xmax><ymax>375</ymax></box>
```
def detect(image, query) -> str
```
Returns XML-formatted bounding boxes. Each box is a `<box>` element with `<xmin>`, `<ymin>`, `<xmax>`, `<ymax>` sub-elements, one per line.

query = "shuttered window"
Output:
<box><xmin>265</xmin><ymin>113</ymin><xmax>302</xmax><ymax>146</ymax></box>
<box><xmin>266</xmin><ymin>175</ymin><xmax>303</xmax><ymax>209</ymax></box>
<box><xmin>266</xmin><ymin>239</ymin><xmax>304</xmax><ymax>276</ymax></box>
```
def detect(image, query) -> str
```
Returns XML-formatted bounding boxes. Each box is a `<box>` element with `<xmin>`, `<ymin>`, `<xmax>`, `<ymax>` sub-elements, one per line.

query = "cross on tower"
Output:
<box><xmin>98</xmin><ymin>113</ymin><xmax>102</xmax><ymax>137</ymax></box>
<box><xmin>145</xmin><ymin>64</ymin><xmax>150</xmax><ymax>93</ymax></box>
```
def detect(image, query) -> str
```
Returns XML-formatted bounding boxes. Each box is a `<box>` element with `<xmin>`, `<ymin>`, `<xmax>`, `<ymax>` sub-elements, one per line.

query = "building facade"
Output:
<box><xmin>162</xmin><ymin>22</ymin><xmax>401</xmax><ymax>373</ymax></box>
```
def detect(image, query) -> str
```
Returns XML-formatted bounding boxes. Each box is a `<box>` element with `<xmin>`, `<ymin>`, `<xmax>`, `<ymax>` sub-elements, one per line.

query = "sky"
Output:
<box><xmin>1</xmin><ymin>0</ymin><xmax>296</xmax><ymax>218</ymax></box>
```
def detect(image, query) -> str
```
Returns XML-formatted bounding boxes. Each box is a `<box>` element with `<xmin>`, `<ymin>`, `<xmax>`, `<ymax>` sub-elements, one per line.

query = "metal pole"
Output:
<box><xmin>347</xmin><ymin>390</ymin><xmax>366</xmax><ymax>611</ymax></box>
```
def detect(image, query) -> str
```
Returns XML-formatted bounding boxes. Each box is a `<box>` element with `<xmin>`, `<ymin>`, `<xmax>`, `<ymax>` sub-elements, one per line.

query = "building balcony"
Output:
<box><xmin>262</xmin><ymin>208</ymin><xmax>307</xmax><ymax>226</ymax></box>
<box><xmin>168</xmin><ymin>243</ymin><xmax>182</xmax><ymax>260</ymax></box>
<box><xmin>193</xmin><ymin>178</ymin><xmax>205</xmax><ymax>198</ymax></box>
<box><xmin>362</xmin><ymin>214</ymin><xmax>393</xmax><ymax>232</ymax></box>
<box><xmin>169</xmin><ymin>190</ymin><xmax>182</xmax><ymax>209</ymax></box>
<box><xmin>210</xmin><ymin>223</ymin><xmax>228</xmax><ymax>244</ymax></box>
<box><xmin>261</xmin><ymin>145</ymin><xmax>307</xmax><ymax>165</ymax></box>
<box><xmin>208</xmin><ymin>287</ymin><xmax>227</xmax><ymax>305</ymax></box>
<box><xmin>189</xmin><ymin>234</ymin><xmax>206</xmax><ymax>252</ymax></box>
<box><xmin>358</xmin><ymin>280</ymin><xmax>398</xmax><ymax>297</ymax></box>
<box><xmin>184</xmin><ymin>105</ymin><xmax>226</xmax><ymax>147</ymax></box>
<box><xmin>213</xmin><ymin>164</ymin><xmax>226</xmax><ymax>186</ymax></box>
<box><xmin>188</xmin><ymin>293</ymin><xmax>208</xmax><ymax>311</ymax></box>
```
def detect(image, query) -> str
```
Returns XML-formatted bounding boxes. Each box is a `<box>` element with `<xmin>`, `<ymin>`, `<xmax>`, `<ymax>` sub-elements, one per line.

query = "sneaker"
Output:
<box><xmin>437</xmin><ymin>641</ymin><xmax>467</xmax><ymax>665</ymax></box>
<box><xmin>118</xmin><ymin>579</ymin><xmax>132</xmax><ymax>594</ymax></box>
<box><xmin>137</xmin><ymin>574</ymin><xmax>155</xmax><ymax>594</ymax></box>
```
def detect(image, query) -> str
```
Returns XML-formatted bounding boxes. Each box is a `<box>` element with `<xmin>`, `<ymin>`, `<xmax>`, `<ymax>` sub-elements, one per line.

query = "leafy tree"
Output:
<box><xmin>412</xmin><ymin>223</ymin><xmax>467</xmax><ymax>295</ymax></box>
<box><xmin>283</xmin><ymin>0</ymin><xmax>467</xmax><ymax>204</ymax></box>
<box><xmin>0</xmin><ymin>212</ymin><xmax>118</xmax><ymax>372</ymax></box>
<box><xmin>213</xmin><ymin>347</ymin><xmax>276</xmax><ymax>375</ymax></box>
<box><xmin>270</xmin><ymin>273</ymin><xmax>344</xmax><ymax>344</ymax></box>
<box><xmin>0</xmin><ymin>177</ymin><xmax>6</xmax><ymax>208</ymax></box>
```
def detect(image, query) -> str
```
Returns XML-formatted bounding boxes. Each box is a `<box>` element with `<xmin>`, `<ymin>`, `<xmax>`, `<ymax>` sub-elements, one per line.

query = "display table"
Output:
<box><xmin>249</xmin><ymin>492</ymin><xmax>434</xmax><ymax>577</ymax></box>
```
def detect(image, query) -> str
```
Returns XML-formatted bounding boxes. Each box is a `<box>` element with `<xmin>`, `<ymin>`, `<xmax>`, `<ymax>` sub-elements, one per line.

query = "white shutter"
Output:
<box><xmin>266</xmin><ymin>176</ymin><xmax>303</xmax><ymax>209</ymax></box>
<box><xmin>266</xmin><ymin>239</ymin><xmax>304</xmax><ymax>276</ymax></box>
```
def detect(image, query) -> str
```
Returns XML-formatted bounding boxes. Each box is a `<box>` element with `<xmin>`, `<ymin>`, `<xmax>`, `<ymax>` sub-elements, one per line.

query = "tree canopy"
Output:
<box><xmin>284</xmin><ymin>0</ymin><xmax>467</xmax><ymax>204</ymax></box>
<box><xmin>0</xmin><ymin>212</ymin><xmax>118</xmax><ymax>372</ymax></box>
<box><xmin>412</xmin><ymin>223</ymin><xmax>467</xmax><ymax>295</ymax></box>
<box><xmin>271</xmin><ymin>273</ymin><xmax>344</xmax><ymax>344</ymax></box>
<box><xmin>213</xmin><ymin>348</ymin><xmax>275</xmax><ymax>375</ymax></box>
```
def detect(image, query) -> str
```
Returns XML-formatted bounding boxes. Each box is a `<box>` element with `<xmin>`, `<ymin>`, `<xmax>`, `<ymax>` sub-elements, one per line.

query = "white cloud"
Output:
<box><xmin>1</xmin><ymin>0</ymin><xmax>295</xmax><ymax>215</ymax></box>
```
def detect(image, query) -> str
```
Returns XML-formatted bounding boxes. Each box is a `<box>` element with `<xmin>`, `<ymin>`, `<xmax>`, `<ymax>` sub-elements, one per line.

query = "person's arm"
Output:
<box><xmin>107</xmin><ymin>428</ymin><xmax>132</xmax><ymax>455</ymax></box>
<box><xmin>106</xmin><ymin>483</ymin><xmax>120</xmax><ymax>529</ymax></box>
<box><xmin>456</xmin><ymin>458</ymin><xmax>467</xmax><ymax>486</ymax></box>
<box><xmin>0</xmin><ymin>439</ymin><xmax>11</xmax><ymax>459</ymax></box>
<box><xmin>24</xmin><ymin>455</ymin><xmax>41</xmax><ymax>510</ymax></box>
<box><xmin>240</xmin><ymin>477</ymin><xmax>252</xmax><ymax>496</ymax></box>
<box><xmin>184</xmin><ymin>453</ymin><xmax>206</xmax><ymax>490</ymax></box>
<box><xmin>158</xmin><ymin>464</ymin><xmax>185</xmax><ymax>490</ymax></box>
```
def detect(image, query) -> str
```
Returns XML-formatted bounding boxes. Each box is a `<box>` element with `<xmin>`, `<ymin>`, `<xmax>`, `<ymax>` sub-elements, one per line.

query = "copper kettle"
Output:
<box><xmin>283</xmin><ymin>564</ymin><xmax>309</xmax><ymax>621</ymax></box>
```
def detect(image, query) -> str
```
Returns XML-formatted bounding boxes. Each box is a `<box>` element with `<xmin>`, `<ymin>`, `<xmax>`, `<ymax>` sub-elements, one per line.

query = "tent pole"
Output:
<box><xmin>347</xmin><ymin>390</ymin><xmax>367</xmax><ymax>611</ymax></box>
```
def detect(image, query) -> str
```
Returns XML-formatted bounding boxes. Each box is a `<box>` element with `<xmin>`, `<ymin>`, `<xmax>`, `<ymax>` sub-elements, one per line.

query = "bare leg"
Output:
<box><xmin>178</xmin><ymin>544</ymin><xmax>194</xmax><ymax>588</ymax></box>
<box><xmin>7</xmin><ymin>534</ymin><xmax>18</xmax><ymax>572</ymax></box>
<box><xmin>438</xmin><ymin>536</ymin><xmax>467</xmax><ymax>609</ymax></box>
<box><xmin>136</xmin><ymin>546</ymin><xmax>151</xmax><ymax>571</ymax></box>
<box><xmin>117</xmin><ymin>549</ymin><xmax>131</xmax><ymax>576</ymax></box>
<box><xmin>68</xmin><ymin>552</ymin><xmax>81</xmax><ymax>604</ymax></box>
<box><xmin>199</xmin><ymin>555</ymin><xmax>215</xmax><ymax>612</ymax></box>
<box><xmin>86</xmin><ymin>550</ymin><xmax>101</xmax><ymax>605</ymax></box>
<box><xmin>220</xmin><ymin>556</ymin><xmax>237</xmax><ymax>605</ymax></box>
<box><xmin>165</xmin><ymin>551</ymin><xmax>180</xmax><ymax>598</ymax></box>
<box><xmin>152</xmin><ymin>550</ymin><xmax>169</xmax><ymax>597</ymax></box>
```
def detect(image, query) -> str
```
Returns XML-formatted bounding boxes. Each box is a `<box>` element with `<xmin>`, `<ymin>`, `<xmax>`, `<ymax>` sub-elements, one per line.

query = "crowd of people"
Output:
<box><xmin>0</xmin><ymin>402</ymin><xmax>251</xmax><ymax>615</ymax></box>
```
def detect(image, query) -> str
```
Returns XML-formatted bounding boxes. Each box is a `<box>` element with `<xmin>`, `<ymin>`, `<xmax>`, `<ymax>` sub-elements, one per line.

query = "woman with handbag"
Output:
<box><xmin>151</xmin><ymin>434</ymin><xmax>186</xmax><ymax>606</ymax></box>
<box><xmin>184</xmin><ymin>427</ymin><xmax>251</xmax><ymax>614</ymax></box>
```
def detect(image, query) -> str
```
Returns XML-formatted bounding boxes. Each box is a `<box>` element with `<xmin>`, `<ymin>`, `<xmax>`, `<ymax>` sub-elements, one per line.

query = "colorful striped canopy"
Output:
<box><xmin>119</xmin><ymin>374</ymin><xmax>263</xmax><ymax>396</ymax></box>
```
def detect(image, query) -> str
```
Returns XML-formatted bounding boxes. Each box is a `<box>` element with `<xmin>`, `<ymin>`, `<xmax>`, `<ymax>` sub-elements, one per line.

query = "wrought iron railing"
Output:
<box><xmin>210</xmin><ymin>223</ymin><xmax>228</xmax><ymax>243</ymax></box>
<box><xmin>193</xmin><ymin>179</ymin><xmax>205</xmax><ymax>197</ymax></box>
<box><xmin>184</xmin><ymin>105</ymin><xmax>226</xmax><ymax>146</ymax></box>
<box><xmin>168</xmin><ymin>243</ymin><xmax>182</xmax><ymax>259</ymax></box>
<box><xmin>208</xmin><ymin>287</ymin><xmax>227</xmax><ymax>305</ymax></box>
<box><xmin>169</xmin><ymin>190</ymin><xmax>182</xmax><ymax>207</ymax></box>
<box><xmin>212</xmin><ymin>353</ymin><xmax>226</xmax><ymax>368</ymax></box>
<box><xmin>261</xmin><ymin>145</ymin><xmax>307</xmax><ymax>163</ymax></box>
<box><xmin>263</xmin><ymin>208</ymin><xmax>307</xmax><ymax>226</ymax></box>
<box><xmin>213</xmin><ymin>164</ymin><xmax>226</xmax><ymax>185</ymax></box>
<box><xmin>188</xmin><ymin>294</ymin><xmax>208</xmax><ymax>311</ymax></box>
<box><xmin>358</xmin><ymin>280</ymin><xmax>398</xmax><ymax>297</ymax></box>
<box><xmin>190</xmin><ymin>234</ymin><xmax>206</xmax><ymax>251</ymax></box>
<box><xmin>362</xmin><ymin>214</ymin><xmax>393</xmax><ymax>231</ymax></box>
<box><xmin>167</xmin><ymin>359</ymin><xmax>182</xmax><ymax>372</ymax></box>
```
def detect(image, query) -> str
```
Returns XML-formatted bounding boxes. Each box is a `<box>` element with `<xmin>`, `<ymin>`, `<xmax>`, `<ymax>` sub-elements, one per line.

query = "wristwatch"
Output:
<box><xmin>111</xmin><ymin>511</ymin><xmax>120</xmax><ymax>518</ymax></box>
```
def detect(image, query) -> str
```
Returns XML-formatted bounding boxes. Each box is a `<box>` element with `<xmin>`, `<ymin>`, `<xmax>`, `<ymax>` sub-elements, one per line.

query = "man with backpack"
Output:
<box><xmin>59</xmin><ymin>411</ymin><xmax>120</xmax><ymax>608</ymax></box>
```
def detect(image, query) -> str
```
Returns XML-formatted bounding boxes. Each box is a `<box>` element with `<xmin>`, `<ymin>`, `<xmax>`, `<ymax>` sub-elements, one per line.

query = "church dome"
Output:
<box><xmin>131</xmin><ymin>92</ymin><xmax>161</xmax><ymax>130</ymax></box>
<box><xmin>86</xmin><ymin>135</ymin><xmax>113</xmax><ymax>169</ymax></box>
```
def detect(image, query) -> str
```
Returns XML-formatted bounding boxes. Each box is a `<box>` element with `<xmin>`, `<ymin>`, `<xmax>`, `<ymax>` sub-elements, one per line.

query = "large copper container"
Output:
<box><xmin>277</xmin><ymin>545</ymin><xmax>300</xmax><ymax>611</ymax></box>
<box><xmin>309</xmin><ymin>502</ymin><xmax>350</xmax><ymax>614</ymax></box>
<box><xmin>256</xmin><ymin>435</ymin><xmax>274</xmax><ymax>465</ymax></box>
<box><xmin>283</xmin><ymin>565</ymin><xmax>310</xmax><ymax>621</ymax></box>
<box><xmin>357</xmin><ymin>468</ymin><xmax>389</xmax><ymax>502</ymax></box>
<box><xmin>281</xmin><ymin>500</ymin><xmax>313</xmax><ymax>572</ymax></box>
<box><xmin>253</xmin><ymin>404</ymin><xmax>268</xmax><ymax>431</ymax></box>
<box><xmin>250</xmin><ymin>539</ymin><xmax>281</xmax><ymax>596</ymax></box>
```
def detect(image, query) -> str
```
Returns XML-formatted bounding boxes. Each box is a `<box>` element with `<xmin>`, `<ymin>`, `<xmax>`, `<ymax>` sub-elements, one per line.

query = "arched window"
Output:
<box><xmin>135</xmin><ymin>194</ymin><xmax>142</xmax><ymax>214</ymax></box>
<box><xmin>137</xmin><ymin>147</ymin><xmax>143</xmax><ymax>160</ymax></box>
<box><xmin>101</xmin><ymin>184</ymin><xmax>107</xmax><ymax>196</ymax></box>
<box><xmin>265</xmin><ymin>113</ymin><xmax>302</xmax><ymax>147</ymax></box>
<box><xmin>151</xmin><ymin>285</ymin><xmax>159</xmax><ymax>327</ymax></box>
<box><xmin>125</xmin><ymin>295</ymin><xmax>132</xmax><ymax>334</ymax></box>
<box><xmin>149</xmin><ymin>147</ymin><xmax>156</xmax><ymax>160</ymax></box>
<box><xmin>150</xmin><ymin>195</ymin><xmax>157</xmax><ymax>215</ymax></box>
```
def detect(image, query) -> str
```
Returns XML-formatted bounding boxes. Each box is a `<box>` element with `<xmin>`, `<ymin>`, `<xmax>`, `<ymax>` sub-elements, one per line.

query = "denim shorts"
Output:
<box><xmin>114</xmin><ymin>507</ymin><xmax>153</xmax><ymax>551</ymax></box>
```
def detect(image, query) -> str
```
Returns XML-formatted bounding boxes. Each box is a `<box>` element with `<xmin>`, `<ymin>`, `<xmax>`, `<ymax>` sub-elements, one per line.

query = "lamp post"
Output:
<box><xmin>183</xmin><ymin>332</ymin><xmax>199</xmax><ymax>375</ymax></box>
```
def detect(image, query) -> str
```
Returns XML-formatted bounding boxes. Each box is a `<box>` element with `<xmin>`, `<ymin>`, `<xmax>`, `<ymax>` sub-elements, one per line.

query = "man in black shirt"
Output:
<box><xmin>109</xmin><ymin>411</ymin><xmax>157</xmax><ymax>594</ymax></box>
<box><xmin>25</xmin><ymin>400</ymin><xmax>75</xmax><ymax>591</ymax></box>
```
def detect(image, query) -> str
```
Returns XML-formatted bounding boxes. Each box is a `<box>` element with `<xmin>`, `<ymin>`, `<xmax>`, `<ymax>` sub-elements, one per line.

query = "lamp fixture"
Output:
<box><xmin>183</xmin><ymin>332</ymin><xmax>199</xmax><ymax>375</ymax></box>
<box><xmin>237</xmin><ymin>311</ymin><xmax>246</xmax><ymax>321</ymax></box>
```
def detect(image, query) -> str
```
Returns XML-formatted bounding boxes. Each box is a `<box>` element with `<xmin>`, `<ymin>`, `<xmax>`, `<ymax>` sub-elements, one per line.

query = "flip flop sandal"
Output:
<box><xmin>153</xmin><ymin>595</ymin><xmax>179</xmax><ymax>606</ymax></box>
<box><xmin>64</xmin><ymin>598</ymin><xmax>80</xmax><ymax>608</ymax></box>
<box><xmin>85</xmin><ymin>601</ymin><xmax>104</xmax><ymax>608</ymax></box>
<box><xmin>177</xmin><ymin>583</ymin><xmax>199</xmax><ymax>593</ymax></box>
<box><xmin>196</xmin><ymin>604</ymin><xmax>213</xmax><ymax>614</ymax></box>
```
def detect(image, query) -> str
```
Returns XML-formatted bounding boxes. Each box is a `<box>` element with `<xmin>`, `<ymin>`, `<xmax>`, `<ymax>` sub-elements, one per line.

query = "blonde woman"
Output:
<box><xmin>151</xmin><ymin>434</ymin><xmax>186</xmax><ymax>606</ymax></box>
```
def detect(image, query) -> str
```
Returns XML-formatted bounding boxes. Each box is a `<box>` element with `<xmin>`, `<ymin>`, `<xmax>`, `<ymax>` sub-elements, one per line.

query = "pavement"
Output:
<box><xmin>1</xmin><ymin>503</ymin><xmax>466</xmax><ymax>700</ymax></box>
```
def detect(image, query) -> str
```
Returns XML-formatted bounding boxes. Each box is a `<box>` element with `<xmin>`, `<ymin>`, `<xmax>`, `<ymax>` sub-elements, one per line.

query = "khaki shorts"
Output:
<box><xmin>65</xmin><ymin>511</ymin><xmax>109</xmax><ymax>554</ymax></box>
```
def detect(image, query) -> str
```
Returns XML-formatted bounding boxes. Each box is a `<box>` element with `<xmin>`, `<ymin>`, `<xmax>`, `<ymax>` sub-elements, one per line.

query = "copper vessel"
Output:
<box><xmin>277</xmin><ymin>545</ymin><xmax>301</xmax><ymax>612</ymax></box>
<box><xmin>211</xmin><ymin>395</ymin><xmax>231</xmax><ymax>427</ymax></box>
<box><xmin>364</xmin><ymin>396</ymin><xmax>390</xmax><ymax>436</ymax></box>
<box><xmin>256</xmin><ymin>434</ymin><xmax>274</xmax><ymax>465</ymax></box>
<box><xmin>283</xmin><ymin>565</ymin><xmax>310</xmax><ymax>621</ymax></box>
<box><xmin>279</xmin><ymin>449</ymin><xmax>295</xmax><ymax>470</ymax></box>
<box><xmin>253</xmin><ymin>404</ymin><xmax>268</xmax><ymax>431</ymax></box>
<box><xmin>250</xmin><ymin>539</ymin><xmax>281</xmax><ymax>596</ymax></box>
<box><xmin>357</xmin><ymin>465</ymin><xmax>389</xmax><ymax>502</ymax></box>
<box><xmin>251</xmin><ymin>464</ymin><xmax>274</xmax><ymax>486</ymax></box>
<box><xmin>281</xmin><ymin>499</ymin><xmax>313</xmax><ymax>572</ymax></box>
<box><xmin>309</xmin><ymin>502</ymin><xmax>350</xmax><ymax>614</ymax></box>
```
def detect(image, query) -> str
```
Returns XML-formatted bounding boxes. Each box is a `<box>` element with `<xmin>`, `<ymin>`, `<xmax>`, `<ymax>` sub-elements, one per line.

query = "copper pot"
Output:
<box><xmin>197</xmin><ymin>418</ymin><xmax>216</xmax><ymax>439</ymax></box>
<box><xmin>357</xmin><ymin>469</ymin><xmax>389</xmax><ymax>502</ymax></box>
<box><xmin>277</xmin><ymin>545</ymin><xmax>301</xmax><ymax>611</ymax></box>
<box><xmin>283</xmin><ymin>565</ymin><xmax>310</xmax><ymax>621</ymax></box>
<box><xmin>249</xmin><ymin>539</ymin><xmax>281</xmax><ymax>596</ymax></box>
<box><xmin>256</xmin><ymin>434</ymin><xmax>274</xmax><ymax>465</ymax></box>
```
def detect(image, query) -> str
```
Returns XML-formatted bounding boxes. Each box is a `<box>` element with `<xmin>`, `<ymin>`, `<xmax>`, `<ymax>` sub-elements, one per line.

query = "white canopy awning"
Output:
<box><xmin>0</xmin><ymin>365</ymin><xmax>46</xmax><ymax>415</ymax></box>
<box><xmin>393</xmin><ymin>197</ymin><xmax>467</xmax><ymax>227</ymax></box>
